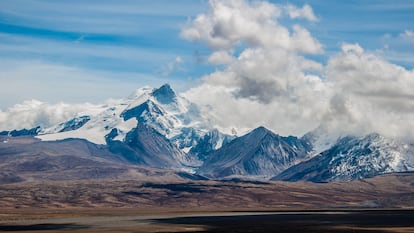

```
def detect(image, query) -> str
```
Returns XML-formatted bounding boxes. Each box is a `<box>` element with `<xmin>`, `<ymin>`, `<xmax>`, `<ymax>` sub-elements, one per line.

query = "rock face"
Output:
<box><xmin>120</xmin><ymin>83</ymin><xmax>206</xmax><ymax>149</ymax></box>
<box><xmin>189</xmin><ymin>129</ymin><xmax>235</xmax><ymax>161</ymax></box>
<box><xmin>41</xmin><ymin>116</ymin><xmax>91</xmax><ymax>134</ymax></box>
<box><xmin>198</xmin><ymin>127</ymin><xmax>312</xmax><ymax>179</ymax></box>
<box><xmin>1</xmin><ymin>84</ymin><xmax>414</xmax><ymax>183</ymax></box>
<box><xmin>107</xmin><ymin>123</ymin><xmax>191</xmax><ymax>169</ymax></box>
<box><xmin>151</xmin><ymin>83</ymin><xmax>177</xmax><ymax>104</ymax></box>
<box><xmin>0</xmin><ymin>127</ymin><xmax>41</xmax><ymax>137</ymax></box>
<box><xmin>274</xmin><ymin>133</ymin><xmax>414</xmax><ymax>182</ymax></box>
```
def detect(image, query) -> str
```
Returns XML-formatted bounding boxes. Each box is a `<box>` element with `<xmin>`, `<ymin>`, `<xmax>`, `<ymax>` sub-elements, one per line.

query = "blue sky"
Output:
<box><xmin>1</xmin><ymin>0</ymin><xmax>414</xmax><ymax>109</ymax></box>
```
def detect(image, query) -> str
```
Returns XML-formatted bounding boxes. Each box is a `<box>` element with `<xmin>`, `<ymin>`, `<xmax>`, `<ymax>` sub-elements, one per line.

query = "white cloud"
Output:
<box><xmin>159</xmin><ymin>56</ymin><xmax>184</xmax><ymax>76</ymax></box>
<box><xmin>182</xmin><ymin>0</ymin><xmax>414</xmax><ymax>143</ymax></box>
<box><xmin>182</xmin><ymin>0</ymin><xmax>327</xmax><ymax>136</ymax></box>
<box><xmin>0</xmin><ymin>100</ymin><xmax>100</xmax><ymax>131</ymax></box>
<box><xmin>207</xmin><ymin>50</ymin><xmax>234</xmax><ymax>64</ymax></box>
<box><xmin>183</xmin><ymin>71</ymin><xmax>329</xmax><ymax>136</ymax></box>
<box><xmin>376</xmin><ymin>30</ymin><xmax>414</xmax><ymax>66</ymax></box>
<box><xmin>324</xmin><ymin>43</ymin><xmax>414</xmax><ymax>140</ymax></box>
<box><xmin>291</xmin><ymin>24</ymin><xmax>323</xmax><ymax>54</ymax></box>
<box><xmin>341</xmin><ymin>43</ymin><xmax>364</xmax><ymax>55</ymax></box>
<box><xmin>285</xmin><ymin>4</ymin><xmax>318</xmax><ymax>22</ymax></box>
<box><xmin>400</xmin><ymin>29</ymin><xmax>414</xmax><ymax>42</ymax></box>
<box><xmin>181</xmin><ymin>0</ymin><xmax>322</xmax><ymax>53</ymax></box>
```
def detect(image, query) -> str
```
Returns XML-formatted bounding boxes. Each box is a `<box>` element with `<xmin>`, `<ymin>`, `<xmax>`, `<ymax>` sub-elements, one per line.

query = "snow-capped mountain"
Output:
<box><xmin>301</xmin><ymin>125</ymin><xmax>339</xmax><ymax>156</ymax></box>
<box><xmin>275</xmin><ymin>133</ymin><xmax>414</xmax><ymax>182</ymax></box>
<box><xmin>198</xmin><ymin>126</ymin><xmax>312</xmax><ymax>179</ymax></box>
<box><xmin>36</xmin><ymin>85</ymin><xmax>209</xmax><ymax>144</ymax></box>
<box><xmin>120</xmin><ymin>84</ymin><xmax>210</xmax><ymax>152</ymax></box>
<box><xmin>2</xmin><ymin>84</ymin><xmax>414</xmax><ymax>182</ymax></box>
<box><xmin>41</xmin><ymin>116</ymin><xmax>91</xmax><ymax>134</ymax></box>
<box><xmin>189</xmin><ymin>129</ymin><xmax>236</xmax><ymax>161</ymax></box>
<box><xmin>36</xmin><ymin>98</ymin><xmax>138</xmax><ymax>145</ymax></box>
<box><xmin>30</xmin><ymin>84</ymin><xmax>233</xmax><ymax>169</ymax></box>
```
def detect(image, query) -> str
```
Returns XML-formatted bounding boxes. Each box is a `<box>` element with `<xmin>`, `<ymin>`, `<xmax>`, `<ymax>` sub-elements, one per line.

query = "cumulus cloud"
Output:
<box><xmin>0</xmin><ymin>100</ymin><xmax>99</xmax><ymax>131</ymax></box>
<box><xmin>182</xmin><ymin>0</ymin><xmax>327</xmax><ymax>136</ymax></box>
<box><xmin>183</xmin><ymin>0</ymin><xmax>414</xmax><ymax>142</ymax></box>
<box><xmin>324</xmin><ymin>43</ymin><xmax>414</xmax><ymax>140</ymax></box>
<box><xmin>181</xmin><ymin>0</ymin><xmax>322</xmax><ymax>53</ymax></box>
<box><xmin>285</xmin><ymin>4</ymin><xmax>318</xmax><ymax>22</ymax></box>
<box><xmin>184</xmin><ymin>71</ymin><xmax>329</xmax><ymax>136</ymax></box>
<box><xmin>207</xmin><ymin>50</ymin><xmax>234</xmax><ymax>64</ymax></box>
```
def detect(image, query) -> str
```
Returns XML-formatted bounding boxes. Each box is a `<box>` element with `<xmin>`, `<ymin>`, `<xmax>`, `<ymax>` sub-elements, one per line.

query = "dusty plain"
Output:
<box><xmin>0</xmin><ymin>173</ymin><xmax>413</xmax><ymax>232</ymax></box>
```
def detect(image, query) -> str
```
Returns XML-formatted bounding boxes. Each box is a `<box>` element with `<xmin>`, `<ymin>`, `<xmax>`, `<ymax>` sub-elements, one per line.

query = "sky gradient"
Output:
<box><xmin>1</xmin><ymin>0</ymin><xmax>414</xmax><ymax>108</ymax></box>
<box><xmin>1</xmin><ymin>0</ymin><xmax>414</xmax><ymax>141</ymax></box>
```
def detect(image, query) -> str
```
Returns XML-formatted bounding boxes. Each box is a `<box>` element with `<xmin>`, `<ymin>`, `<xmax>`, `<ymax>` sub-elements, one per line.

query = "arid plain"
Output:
<box><xmin>0</xmin><ymin>173</ymin><xmax>413</xmax><ymax>232</ymax></box>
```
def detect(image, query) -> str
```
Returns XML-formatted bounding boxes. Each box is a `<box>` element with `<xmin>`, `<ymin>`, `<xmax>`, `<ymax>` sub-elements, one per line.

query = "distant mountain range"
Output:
<box><xmin>198</xmin><ymin>126</ymin><xmax>312</xmax><ymax>179</ymax></box>
<box><xmin>1</xmin><ymin>84</ymin><xmax>413</xmax><ymax>183</ymax></box>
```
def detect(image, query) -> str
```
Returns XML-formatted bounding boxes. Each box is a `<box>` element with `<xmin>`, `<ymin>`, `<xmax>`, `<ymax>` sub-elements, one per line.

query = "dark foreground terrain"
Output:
<box><xmin>0</xmin><ymin>210</ymin><xmax>413</xmax><ymax>232</ymax></box>
<box><xmin>155</xmin><ymin>210</ymin><xmax>414</xmax><ymax>233</ymax></box>
<box><xmin>0</xmin><ymin>173</ymin><xmax>413</xmax><ymax>232</ymax></box>
<box><xmin>1</xmin><ymin>173</ymin><xmax>414</xmax><ymax>209</ymax></box>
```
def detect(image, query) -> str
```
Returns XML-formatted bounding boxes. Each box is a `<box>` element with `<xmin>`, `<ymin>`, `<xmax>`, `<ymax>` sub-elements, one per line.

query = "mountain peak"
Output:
<box><xmin>199</xmin><ymin>125</ymin><xmax>311</xmax><ymax>179</ymax></box>
<box><xmin>152</xmin><ymin>84</ymin><xmax>176</xmax><ymax>104</ymax></box>
<box><xmin>250</xmin><ymin>126</ymin><xmax>275</xmax><ymax>138</ymax></box>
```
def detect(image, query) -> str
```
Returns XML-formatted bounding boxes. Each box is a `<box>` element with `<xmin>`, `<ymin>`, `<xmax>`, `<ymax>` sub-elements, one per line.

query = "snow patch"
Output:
<box><xmin>114</xmin><ymin>118</ymin><xmax>138</xmax><ymax>141</ymax></box>
<box><xmin>37</xmin><ymin>126</ymin><xmax>108</xmax><ymax>145</ymax></box>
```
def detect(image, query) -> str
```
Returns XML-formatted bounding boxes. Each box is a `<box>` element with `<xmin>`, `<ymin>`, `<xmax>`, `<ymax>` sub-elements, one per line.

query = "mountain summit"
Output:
<box><xmin>151</xmin><ymin>83</ymin><xmax>177</xmax><ymax>104</ymax></box>
<box><xmin>198</xmin><ymin>126</ymin><xmax>312</xmax><ymax>179</ymax></box>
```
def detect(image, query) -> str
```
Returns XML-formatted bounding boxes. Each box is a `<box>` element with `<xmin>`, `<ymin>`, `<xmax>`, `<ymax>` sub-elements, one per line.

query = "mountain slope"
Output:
<box><xmin>0</xmin><ymin>136</ymin><xmax>132</xmax><ymax>182</ymax></box>
<box><xmin>198</xmin><ymin>126</ymin><xmax>312</xmax><ymax>179</ymax></box>
<box><xmin>107</xmin><ymin>123</ymin><xmax>194</xmax><ymax>169</ymax></box>
<box><xmin>35</xmin><ymin>84</ymin><xmax>232</xmax><ymax>159</ymax></box>
<box><xmin>189</xmin><ymin>129</ymin><xmax>235</xmax><ymax>161</ymax></box>
<box><xmin>41</xmin><ymin>116</ymin><xmax>91</xmax><ymax>134</ymax></box>
<box><xmin>275</xmin><ymin>133</ymin><xmax>414</xmax><ymax>182</ymax></box>
<box><xmin>0</xmin><ymin>135</ymin><xmax>201</xmax><ymax>184</ymax></box>
<box><xmin>4</xmin><ymin>84</ymin><xmax>413</xmax><ymax>183</ymax></box>
<box><xmin>120</xmin><ymin>84</ymin><xmax>233</xmax><ymax>155</ymax></box>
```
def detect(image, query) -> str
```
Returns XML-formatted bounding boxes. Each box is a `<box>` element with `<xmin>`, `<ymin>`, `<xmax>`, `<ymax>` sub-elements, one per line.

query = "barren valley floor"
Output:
<box><xmin>0</xmin><ymin>173</ymin><xmax>413</xmax><ymax>232</ymax></box>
